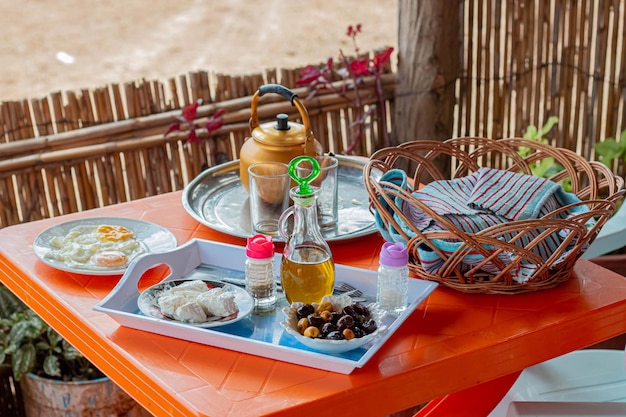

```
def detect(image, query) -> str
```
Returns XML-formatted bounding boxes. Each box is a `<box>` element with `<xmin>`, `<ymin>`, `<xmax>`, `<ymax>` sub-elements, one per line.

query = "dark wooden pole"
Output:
<box><xmin>393</xmin><ymin>0</ymin><xmax>461</xmax><ymax>147</ymax></box>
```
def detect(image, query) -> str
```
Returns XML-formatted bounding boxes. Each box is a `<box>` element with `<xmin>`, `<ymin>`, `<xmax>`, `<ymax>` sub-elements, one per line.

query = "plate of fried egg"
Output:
<box><xmin>33</xmin><ymin>217</ymin><xmax>177</xmax><ymax>275</ymax></box>
<box><xmin>137</xmin><ymin>279</ymin><xmax>253</xmax><ymax>328</ymax></box>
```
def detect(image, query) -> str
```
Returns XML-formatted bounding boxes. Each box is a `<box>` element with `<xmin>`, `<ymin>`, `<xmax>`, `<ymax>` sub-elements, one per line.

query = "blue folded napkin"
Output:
<box><xmin>374</xmin><ymin>167</ymin><xmax>593</xmax><ymax>283</ymax></box>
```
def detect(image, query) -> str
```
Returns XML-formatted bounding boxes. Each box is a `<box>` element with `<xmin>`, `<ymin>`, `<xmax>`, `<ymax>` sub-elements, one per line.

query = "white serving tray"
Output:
<box><xmin>94</xmin><ymin>239</ymin><xmax>438</xmax><ymax>374</ymax></box>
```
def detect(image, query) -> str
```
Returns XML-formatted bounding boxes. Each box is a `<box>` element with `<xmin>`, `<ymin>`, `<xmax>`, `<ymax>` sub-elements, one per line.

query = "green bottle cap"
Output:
<box><xmin>288</xmin><ymin>155</ymin><xmax>320</xmax><ymax>196</ymax></box>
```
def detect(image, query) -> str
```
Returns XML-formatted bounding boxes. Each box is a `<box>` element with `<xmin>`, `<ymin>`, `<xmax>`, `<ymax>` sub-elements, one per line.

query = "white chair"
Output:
<box><xmin>488</xmin><ymin>349</ymin><xmax>626</xmax><ymax>416</ymax></box>
<box><xmin>582</xmin><ymin>203</ymin><xmax>626</xmax><ymax>259</ymax></box>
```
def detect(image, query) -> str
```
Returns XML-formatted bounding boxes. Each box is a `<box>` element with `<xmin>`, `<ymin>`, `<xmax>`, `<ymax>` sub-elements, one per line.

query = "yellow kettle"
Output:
<box><xmin>239</xmin><ymin>84</ymin><xmax>323</xmax><ymax>192</ymax></box>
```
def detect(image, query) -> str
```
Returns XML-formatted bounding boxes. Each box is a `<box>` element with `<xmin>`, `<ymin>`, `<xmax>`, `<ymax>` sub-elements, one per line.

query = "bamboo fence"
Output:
<box><xmin>456</xmin><ymin>0</ymin><xmax>626</xmax><ymax>172</ymax></box>
<box><xmin>1</xmin><ymin>0</ymin><xmax>625</xmax><ymax>229</ymax></box>
<box><xmin>0</xmin><ymin>65</ymin><xmax>395</xmax><ymax>228</ymax></box>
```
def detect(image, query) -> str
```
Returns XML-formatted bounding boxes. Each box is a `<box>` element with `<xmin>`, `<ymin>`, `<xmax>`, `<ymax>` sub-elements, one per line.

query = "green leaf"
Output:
<box><xmin>543</xmin><ymin>162</ymin><xmax>564</xmax><ymax>178</ymax></box>
<box><xmin>12</xmin><ymin>343</ymin><xmax>36</xmax><ymax>381</ymax></box>
<box><xmin>43</xmin><ymin>354</ymin><xmax>61</xmax><ymax>378</ymax></box>
<box><xmin>63</xmin><ymin>344</ymin><xmax>82</xmax><ymax>361</ymax></box>
<box><xmin>523</xmin><ymin>125</ymin><xmax>538</xmax><ymax>140</ymax></box>
<box><xmin>537</xmin><ymin>116</ymin><xmax>559</xmax><ymax>137</ymax></box>
<box><xmin>595</xmin><ymin>139</ymin><xmax>621</xmax><ymax>166</ymax></box>
<box><xmin>531</xmin><ymin>157</ymin><xmax>555</xmax><ymax>177</ymax></box>
<box><xmin>46</xmin><ymin>327</ymin><xmax>62</xmax><ymax>348</ymax></box>
<box><xmin>8</xmin><ymin>320</ymin><xmax>30</xmax><ymax>345</ymax></box>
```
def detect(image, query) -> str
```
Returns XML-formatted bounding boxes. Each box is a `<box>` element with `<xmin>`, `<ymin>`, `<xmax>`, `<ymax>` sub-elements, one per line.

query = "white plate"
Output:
<box><xmin>489</xmin><ymin>350</ymin><xmax>626</xmax><ymax>417</ymax></box>
<box><xmin>280</xmin><ymin>295</ymin><xmax>387</xmax><ymax>354</ymax></box>
<box><xmin>137</xmin><ymin>278</ymin><xmax>253</xmax><ymax>328</ymax></box>
<box><xmin>33</xmin><ymin>217</ymin><xmax>177</xmax><ymax>275</ymax></box>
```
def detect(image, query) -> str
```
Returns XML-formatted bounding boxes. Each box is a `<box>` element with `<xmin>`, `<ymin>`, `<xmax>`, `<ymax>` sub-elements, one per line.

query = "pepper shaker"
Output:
<box><xmin>245</xmin><ymin>234</ymin><xmax>276</xmax><ymax>312</ymax></box>
<box><xmin>376</xmin><ymin>241</ymin><xmax>409</xmax><ymax>314</ymax></box>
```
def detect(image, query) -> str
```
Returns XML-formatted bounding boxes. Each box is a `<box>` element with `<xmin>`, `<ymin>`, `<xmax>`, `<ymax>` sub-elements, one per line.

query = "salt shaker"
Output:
<box><xmin>245</xmin><ymin>234</ymin><xmax>276</xmax><ymax>312</ymax></box>
<box><xmin>377</xmin><ymin>241</ymin><xmax>409</xmax><ymax>314</ymax></box>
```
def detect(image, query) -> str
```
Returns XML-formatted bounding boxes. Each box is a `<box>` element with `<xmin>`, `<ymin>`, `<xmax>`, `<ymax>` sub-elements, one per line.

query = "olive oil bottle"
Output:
<box><xmin>279</xmin><ymin>156</ymin><xmax>335</xmax><ymax>304</ymax></box>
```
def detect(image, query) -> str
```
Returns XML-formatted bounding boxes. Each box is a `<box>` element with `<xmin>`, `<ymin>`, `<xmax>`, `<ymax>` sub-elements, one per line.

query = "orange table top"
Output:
<box><xmin>2</xmin><ymin>191</ymin><xmax>626</xmax><ymax>417</ymax></box>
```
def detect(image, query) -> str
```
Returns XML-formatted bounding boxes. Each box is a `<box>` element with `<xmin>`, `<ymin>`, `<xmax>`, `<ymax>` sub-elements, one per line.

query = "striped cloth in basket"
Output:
<box><xmin>374</xmin><ymin>167</ymin><xmax>594</xmax><ymax>283</ymax></box>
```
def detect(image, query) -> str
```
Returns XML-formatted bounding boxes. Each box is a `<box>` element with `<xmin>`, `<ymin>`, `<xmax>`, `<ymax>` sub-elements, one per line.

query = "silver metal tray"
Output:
<box><xmin>182</xmin><ymin>156</ymin><xmax>378</xmax><ymax>242</ymax></box>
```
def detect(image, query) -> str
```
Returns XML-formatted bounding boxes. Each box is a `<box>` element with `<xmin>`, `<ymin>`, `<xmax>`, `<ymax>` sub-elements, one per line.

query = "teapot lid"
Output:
<box><xmin>251</xmin><ymin>113</ymin><xmax>307</xmax><ymax>146</ymax></box>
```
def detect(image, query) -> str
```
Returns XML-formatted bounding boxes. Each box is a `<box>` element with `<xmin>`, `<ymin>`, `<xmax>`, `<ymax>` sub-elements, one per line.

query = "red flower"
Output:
<box><xmin>296</xmin><ymin>65</ymin><xmax>324</xmax><ymax>86</ymax></box>
<box><xmin>348</xmin><ymin>58</ymin><xmax>370</xmax><ymax>77</ymax></box>
<box><xmin>372</xmin><ymin>47</ymin><xmax>394</xmax><ymax>73</ymax></box>
<box><xmin>205</xmin><ymin>108</ymin><xmax>226</xmax><ymax>133</ymax></box>
<box><xmin>181</xmin><ymin>100</ymin><xmax>200</xmax><ymax>121</ymax></box>
<box><xmin>295</xmin><ymin>58</ymin><xmax>333</xmax><ymax>89</ymax></box>
<box><xmin>164</xmin><ymin>100</ymin><xmax>225</xmax><ymax>144</ymax></box>
<box><xmin>346</xmin><ymin>24</ymin><xmax>362</xmax><ymax>37</ymax></box>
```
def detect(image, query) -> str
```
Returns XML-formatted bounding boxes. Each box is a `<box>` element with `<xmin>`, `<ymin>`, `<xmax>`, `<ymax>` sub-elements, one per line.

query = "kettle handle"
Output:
<box><xmin>249</xmin><ymin>84</ymin><xmax>316</xmax><ymax>155</ymax></box>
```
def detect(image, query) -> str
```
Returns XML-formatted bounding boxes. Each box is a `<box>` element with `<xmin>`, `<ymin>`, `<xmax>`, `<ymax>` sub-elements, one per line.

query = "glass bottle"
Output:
<box><xmin>377</xmin><ymin>241</ymin><xmax>409</xmax><ymax>314</ymax></box>
<box><xmin>245</xmin><ymin>234</ymin><xmax>276</xmax><ymax>312</ymax></box>
<box><xmin>279</xmin><ymin>156</ymin><xmax>335</xmax><ymax>304</ymax></box>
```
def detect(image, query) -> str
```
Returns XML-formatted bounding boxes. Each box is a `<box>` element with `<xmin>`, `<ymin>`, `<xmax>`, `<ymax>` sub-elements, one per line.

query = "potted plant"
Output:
<box><xmin>0</xmin><ymin>285</ymin><xmax>138</xmax><ymax>416</ymax></box>
<box><xmin>0</xmin><ymin>285</ymin><xmax>26</xmax><ymax>417</ymax></box>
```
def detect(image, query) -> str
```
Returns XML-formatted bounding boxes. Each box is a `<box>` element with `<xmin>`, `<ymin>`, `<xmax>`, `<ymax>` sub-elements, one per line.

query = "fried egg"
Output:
<box><xmin>45</xmin><ymin>224</ymin><xmax>145</xmax><ymax>270</ymax></box>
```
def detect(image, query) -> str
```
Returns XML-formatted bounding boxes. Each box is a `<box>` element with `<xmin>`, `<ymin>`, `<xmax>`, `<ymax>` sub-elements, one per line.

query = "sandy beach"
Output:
<box><xmin>0</xmin><ymin>0</ymin><xmax>397</xmax><ymax>101</ymax></box>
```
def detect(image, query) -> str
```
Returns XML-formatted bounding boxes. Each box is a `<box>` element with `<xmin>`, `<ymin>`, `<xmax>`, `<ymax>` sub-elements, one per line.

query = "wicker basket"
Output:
<box><xmin>364</xmin><ymin>137</ymin><xmax>625</xmax><ymax>294</ymax></box>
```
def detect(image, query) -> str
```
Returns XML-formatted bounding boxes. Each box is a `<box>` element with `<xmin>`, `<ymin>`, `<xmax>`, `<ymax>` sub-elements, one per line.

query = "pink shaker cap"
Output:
<box><xmin>246</xmin><ymin>234</ymin><xmax>275</xmax><ymax>259</ymax></box>
<box><xmin>379</xmin><ymin>241</ymin><xmax>408</xmax><ymax>267</ymax></box>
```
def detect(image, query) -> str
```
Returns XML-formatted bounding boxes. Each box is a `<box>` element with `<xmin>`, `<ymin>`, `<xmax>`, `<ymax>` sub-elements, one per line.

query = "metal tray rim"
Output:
<box><xmin>181</xmin><ymin>156</ymin><xmax>378</xmax><ymax>242</ymax></box>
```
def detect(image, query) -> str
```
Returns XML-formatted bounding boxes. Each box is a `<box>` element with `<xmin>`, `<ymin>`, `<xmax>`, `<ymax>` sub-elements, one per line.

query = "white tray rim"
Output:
<box><xmin>94</xmin><ymin>238</ymin><xmax>438</xmax><ymax>374</ymax></box>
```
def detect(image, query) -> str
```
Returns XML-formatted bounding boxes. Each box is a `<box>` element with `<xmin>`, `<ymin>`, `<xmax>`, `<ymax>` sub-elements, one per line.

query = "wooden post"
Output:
<box><xmin>393</xmin><ymin>0</ymin><xmax>461</xmax><ymax>148</ymax></box>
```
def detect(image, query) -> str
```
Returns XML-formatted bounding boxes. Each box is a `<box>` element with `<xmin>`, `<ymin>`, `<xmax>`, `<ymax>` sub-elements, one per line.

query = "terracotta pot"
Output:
<box><xmin>20</xmin><ymin>374</ymin><xmax>136</xmax><ymax>417</ymax></box>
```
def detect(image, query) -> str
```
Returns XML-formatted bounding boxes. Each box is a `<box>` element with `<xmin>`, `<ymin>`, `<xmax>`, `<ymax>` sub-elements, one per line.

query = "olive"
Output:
<box><xmin>321</xmin><ymin>322</ymin><xmax>338</xmax><ymax>337</ymax></box>
<box><xmin>307</xmin><ymin>314</ymin><xmax>325</xmax><ymax>328</ymax></box>
<box><xmin>326</xmin><ymin>331</ymin><xmax>344</xmax><ymax>340</ymax></box>
<box><xmin>296</xmin><ymin>304</ymin><xmax>315</xmax><ymax>320</ymax></box>
<box><xmin>352</xmin><ymin>303</ymin><xmax>370</xmax><ymax>316</ymax></box>
<box><xmin>362</xmin><ymin>318</ymin><xmax>378</xmax><ymax>334</ymax></box>
<box><xmin>337</xmin><ymin>315</ymin><xmax>355</xmax><ymax>331</ymax></box>
<box><xmin>352</xmin><ymin>326</ymin><xmax>365</xmax><ymax>338</ymax></box>
<box><xmin>343</xmin><ymin>305</ymin><xmax>357</xmax><ymax>317</ymax></box>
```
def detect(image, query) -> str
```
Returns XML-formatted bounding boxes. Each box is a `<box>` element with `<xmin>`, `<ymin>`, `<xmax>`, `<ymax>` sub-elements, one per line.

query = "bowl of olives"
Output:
<box><xmin>280</xmin><ymin>295</ymin><xmax>386</xmax><ymax>354</ymax></box>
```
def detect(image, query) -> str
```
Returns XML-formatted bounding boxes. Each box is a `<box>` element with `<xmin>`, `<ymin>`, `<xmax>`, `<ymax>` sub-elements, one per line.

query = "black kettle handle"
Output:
<box><xmin>249</xmin><ymin>84</ymin><xmax>311</xmax><ymax>137</ymax></box>
<box><xmin>257</xmin><ymin>84</ymin><xmax>298</xmax><ymax>105</ymax></box>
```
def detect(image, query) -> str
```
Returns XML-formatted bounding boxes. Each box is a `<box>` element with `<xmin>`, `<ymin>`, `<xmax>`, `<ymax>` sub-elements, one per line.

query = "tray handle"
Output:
<box><xmin>98</xmin><ymin>240</ymin><xmax>202</xmax><ymax>308</ymax></box>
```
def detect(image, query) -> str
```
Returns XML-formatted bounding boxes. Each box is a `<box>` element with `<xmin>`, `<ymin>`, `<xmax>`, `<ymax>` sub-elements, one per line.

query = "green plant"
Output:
<box><xmin>595</xmin><ymin>128</ymin><xmax>626</xmax><ymax>168</ymax></box>
<box><xmin>520</xmin><ymin>116</ymin><xmax>572</xmax><ymax>192</ymax></box>
<box><xmin>521</xmin><ymin>116</ymin><xmax>563</xmax><ymax>178</ymax></box>
<box><xmin>0</xmin><ymin>286</ymin><xmax>104</xmax><ymax>382</ymax></box>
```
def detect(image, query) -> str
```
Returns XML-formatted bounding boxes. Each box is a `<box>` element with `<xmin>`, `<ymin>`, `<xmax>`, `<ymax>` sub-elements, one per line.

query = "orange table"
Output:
<box><xmin>2</xmin><ymin>191</ymin><xmax>626</xmax><ymax>417</ymax></box>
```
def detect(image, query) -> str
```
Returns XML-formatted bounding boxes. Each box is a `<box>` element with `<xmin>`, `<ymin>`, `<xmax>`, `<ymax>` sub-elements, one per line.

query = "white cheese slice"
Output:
<box><xmin>197</xmin><ymin>287</ymin><xmax>238</xmax><ymax>317</ymax></box>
